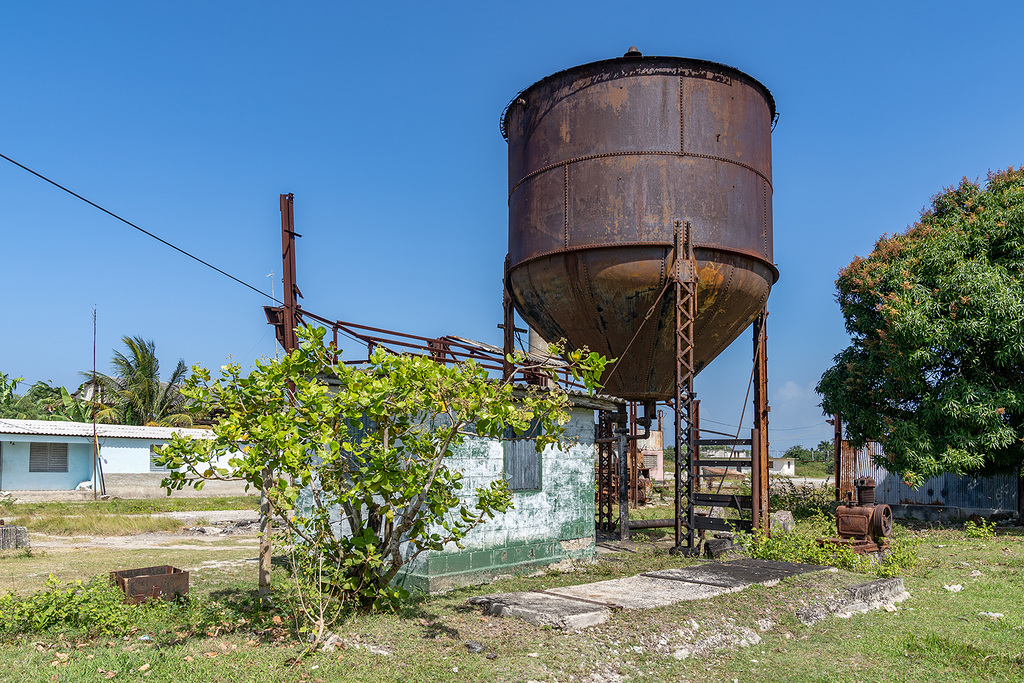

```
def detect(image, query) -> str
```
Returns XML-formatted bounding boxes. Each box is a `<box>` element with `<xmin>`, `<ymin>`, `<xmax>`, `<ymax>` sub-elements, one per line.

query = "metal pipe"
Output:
<box><xmin>628</xmin><ymin>518</ymin><xmax>676</xmax><ymax>529</ymax></box>
<box><xmin>627</xmin><ymin>400</ymin><xmax>654</xmax><ymax>442</ymax></box>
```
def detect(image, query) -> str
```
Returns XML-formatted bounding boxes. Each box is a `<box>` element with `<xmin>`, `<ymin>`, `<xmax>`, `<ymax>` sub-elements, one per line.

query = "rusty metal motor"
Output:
<box><xmin>830</xmin><ymin>477</ymin><xmax>893</xmax><ymax>553</ymax></box>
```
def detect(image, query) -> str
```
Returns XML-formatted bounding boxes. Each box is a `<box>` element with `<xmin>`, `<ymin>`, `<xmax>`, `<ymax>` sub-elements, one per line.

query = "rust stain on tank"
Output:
<box><xmin>696</xmin><ymin>263</ymin><xmax>725</xmax><ymax>316</ymax></box>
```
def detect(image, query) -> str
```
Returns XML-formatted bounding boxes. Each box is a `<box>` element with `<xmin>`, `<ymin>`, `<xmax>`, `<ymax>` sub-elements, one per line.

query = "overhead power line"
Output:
<box><xmin>1</xmin><ymin>152</ymin><xmax>281</xmax><ymax>305</ymax></box>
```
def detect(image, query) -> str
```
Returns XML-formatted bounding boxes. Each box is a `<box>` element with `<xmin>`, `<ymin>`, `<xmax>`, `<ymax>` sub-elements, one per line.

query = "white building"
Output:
<box><xmin>0</xmin><ymin>419</ymin><xmax>244</xmax><ymax>498</ymax></box>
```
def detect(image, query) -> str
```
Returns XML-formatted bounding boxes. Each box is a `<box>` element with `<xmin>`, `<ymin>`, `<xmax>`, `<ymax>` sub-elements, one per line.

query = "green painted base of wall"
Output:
<box><xmin>397</xmin><ymin>537</ymin><xmax>595</xmax><ymax>594</ymax></box>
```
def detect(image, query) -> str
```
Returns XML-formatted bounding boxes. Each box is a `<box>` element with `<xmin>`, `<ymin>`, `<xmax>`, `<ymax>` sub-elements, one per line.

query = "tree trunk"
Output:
<box><xmin>259</xmin><ymin>478</ymin><xmax>273</xmax><ymax>600</ymax></box>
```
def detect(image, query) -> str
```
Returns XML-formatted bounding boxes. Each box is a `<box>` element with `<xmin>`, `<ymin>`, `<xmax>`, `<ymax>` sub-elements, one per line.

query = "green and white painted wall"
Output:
<box><xmin>399</xmin><ymin>400</ymin><xmax>614</xmax><ymax>593</ymax></box>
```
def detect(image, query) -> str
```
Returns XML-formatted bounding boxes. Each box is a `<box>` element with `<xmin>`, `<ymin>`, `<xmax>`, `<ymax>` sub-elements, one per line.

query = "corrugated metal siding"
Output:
<box><xmin>854</xmin><ymin>442</ymin><xmax>1019</xmax><ymax>511</ymax></box>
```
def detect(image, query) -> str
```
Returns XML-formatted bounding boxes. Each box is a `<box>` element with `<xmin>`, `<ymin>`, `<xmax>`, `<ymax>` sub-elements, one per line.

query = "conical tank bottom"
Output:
<box><xmin>508</xmin><ymin>246</ymin><xmax>775</xmax><ymax>401</ymax></box>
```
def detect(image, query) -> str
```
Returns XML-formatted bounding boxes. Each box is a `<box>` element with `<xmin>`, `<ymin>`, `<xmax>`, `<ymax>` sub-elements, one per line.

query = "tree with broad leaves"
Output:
<box><xmin>157</xmin><ymin>325</ymin><xmax>610</xmax><ymax>612</ymax></box>
<box><xmin>87</xmin><ymin>336</ymin><xmax>192</xmax><ymax>427</ymax></box>
<box><xmin>817</xmin><ymin>167</ymin><xmax>1024</xmax><ymax>484</ymax></box>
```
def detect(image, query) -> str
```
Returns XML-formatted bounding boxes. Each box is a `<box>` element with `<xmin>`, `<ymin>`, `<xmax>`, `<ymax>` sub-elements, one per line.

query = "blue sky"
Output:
<box><xmin>2</xmin><ymin>1</ymin><xmax>1023</xmax><ymax>451</ymax></box>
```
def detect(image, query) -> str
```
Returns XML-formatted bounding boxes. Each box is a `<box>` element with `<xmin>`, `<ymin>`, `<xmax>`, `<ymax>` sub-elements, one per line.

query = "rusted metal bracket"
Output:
<box><xmin>595</xmin><ymin>410</ymin><xmax>616</xmax><ymax>533</ymax></box>
<box><xmin>616</xmin><ymin>403</ymin><xmax>630</xmax><ymax>541</ymax></box>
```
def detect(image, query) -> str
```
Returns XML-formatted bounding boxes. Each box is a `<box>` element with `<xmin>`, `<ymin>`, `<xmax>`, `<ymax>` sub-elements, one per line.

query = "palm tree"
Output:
<box><xmin>87</xmin><ymin>336</ymin><xmax>193</xmax><ymax>427</ymax></box>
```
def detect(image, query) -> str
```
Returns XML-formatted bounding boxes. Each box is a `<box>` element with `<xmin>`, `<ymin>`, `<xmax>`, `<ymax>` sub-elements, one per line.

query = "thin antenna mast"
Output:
<box><xmin>92</xmin><ymin>307</ymin><xmax>98</xmax><ymax>501</ymax></box>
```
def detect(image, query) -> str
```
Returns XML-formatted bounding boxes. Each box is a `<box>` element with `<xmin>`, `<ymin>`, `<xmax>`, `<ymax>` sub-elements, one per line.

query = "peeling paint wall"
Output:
<box><xmin>399</xmin><ymin>405</ymin><xmax>598</xmax><ymax>593</ymax></box>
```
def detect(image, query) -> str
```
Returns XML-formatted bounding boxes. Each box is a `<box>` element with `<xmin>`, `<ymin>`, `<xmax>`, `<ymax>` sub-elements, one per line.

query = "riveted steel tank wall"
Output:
<box><xmin>503</xmin><ymin>55</ymin><xmax>777</xmax><ymax>400</ymax></box>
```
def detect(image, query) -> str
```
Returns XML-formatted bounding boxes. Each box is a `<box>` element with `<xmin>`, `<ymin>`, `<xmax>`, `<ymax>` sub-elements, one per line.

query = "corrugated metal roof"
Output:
<box><xmin>0</xmin><ymin>419</ymin><xmax>214</xmax><ymax>441</ymax></box>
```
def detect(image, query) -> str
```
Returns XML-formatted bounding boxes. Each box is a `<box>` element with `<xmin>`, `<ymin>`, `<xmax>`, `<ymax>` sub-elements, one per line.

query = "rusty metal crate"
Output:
<box><xmin>110</xmin><ymin>565</ymin><xmax>189</xmax><ymax>603</ymax></box>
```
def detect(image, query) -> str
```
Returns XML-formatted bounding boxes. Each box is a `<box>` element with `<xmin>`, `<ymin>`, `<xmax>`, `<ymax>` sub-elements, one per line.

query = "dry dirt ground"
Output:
<box><xmin>1</xmin><ymin>511</ymin><xmax>264</xmax><ymax>595</ymax></box>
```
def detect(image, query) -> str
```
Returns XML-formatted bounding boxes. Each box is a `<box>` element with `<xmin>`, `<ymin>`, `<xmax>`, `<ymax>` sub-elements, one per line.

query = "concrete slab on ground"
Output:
<box><xmin>469</xmin><ymin>558</ymin><xmax>827</xmax><ymax>630</ymax></box>
<box><xmin>546</xmin><ymin>575</ymin><xmax>727</xmax><ymax>609</ymax></box>
<box><xmin>467</xmin><ymin>591</ymin><xmax>611</xmax><ymax>630</ymax></box>
<box><xmin>643</xmin><ymin>558</ymin><xmax>824</xmax><ymax>589</ymax></box>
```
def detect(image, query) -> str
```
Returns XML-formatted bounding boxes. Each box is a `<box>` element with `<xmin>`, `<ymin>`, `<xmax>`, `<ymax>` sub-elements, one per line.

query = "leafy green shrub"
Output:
<box><xmin>734</xmin><ymin>513</ymin><xmax>919</xmax><ymax>578</ymax></box>
<box><xmin>735</xmin><ymin>512</ymin><xmax>869</xmax><ymax>572</ymax></box>
<box><xmin>0</xmin><ymin>575</ymin><xmax>290</xmax><ymax>640</ymax></box>
<box><xmin>874</xmin><ymin>533</ymin><xmax>920</xmax><ymax>578</ymax></box>
<box><xmin>0</xmin><ymin>575</ymin><xmax>135</xmax><ymax>636</ymax></box>
<box><xmin>161</xmin><ymin>325</ymin><xmax>610</xmax><ymax>610</ymax></box>
<box><xmin>963</xmin><ymin>519</ymin><xmax>997</xmax><ymax>539</ymax></box>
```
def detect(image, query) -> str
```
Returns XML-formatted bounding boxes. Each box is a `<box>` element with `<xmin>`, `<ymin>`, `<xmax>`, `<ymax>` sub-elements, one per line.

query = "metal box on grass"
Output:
<box><xmin>110</xmin><ymin>565</ymin><xmax>189</xmax><ymax>603</ymax></box>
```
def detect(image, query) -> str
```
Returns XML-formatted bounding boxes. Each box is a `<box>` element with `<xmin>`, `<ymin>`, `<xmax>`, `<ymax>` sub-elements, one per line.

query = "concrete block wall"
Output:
<box><xmin>400</xmin><ymin>406</ymin><xmax>598</xmax><ymax>593</ymax></box>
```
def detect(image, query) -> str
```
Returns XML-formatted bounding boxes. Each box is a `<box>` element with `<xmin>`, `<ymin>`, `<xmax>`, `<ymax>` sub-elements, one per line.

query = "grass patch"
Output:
<box><xmin>0</xmin><ymin>525</ymin><xmax>1020</xmax><ymax>681</ymax></box>
<box><xmin>793</xmin><ymin>459</ymin><xmax>833</xmax><ymax>479</ymax></box>
<box><xmin>7</xmin><ymin>509</ymin><xmax>186</xmax><ymax>536</ymax></box>
<box><xmin>0</xmin><ymin>496</ymin><xmax>259</xmax><ymax>517</ymax></box>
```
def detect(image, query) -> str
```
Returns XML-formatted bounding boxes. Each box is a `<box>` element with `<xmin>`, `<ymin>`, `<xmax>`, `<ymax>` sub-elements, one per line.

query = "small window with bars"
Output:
<box><xmin>149</xmin><ymin>445</ymin><xmax>170</xmax><ymax>472</ymax></box>
<box><xmin>29</xmin><ymin>442</ymin><xmax>69</xmax><ymax>473</ymax></box>
<box><xmin>504</xmin><ymin>418</ymin><xmax>541</xmax><ymax>491</ymax></box>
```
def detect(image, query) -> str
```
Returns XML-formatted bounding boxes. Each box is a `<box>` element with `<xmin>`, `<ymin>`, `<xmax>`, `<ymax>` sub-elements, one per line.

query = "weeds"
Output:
<box><xmin>769</xmin><ymin>478</ymin><xmax>837</xmax><ymax>519</ymax></box>
<box><xmin>0</xmin><ymin>576</ymin><xmax>135</xmax><ymax>636</ymax></box>
<box><xmin>963</xmin><ymin>518</ymin><xmax>997</xmax><ymax>539</ymax></box>
<box><xmin>734</xmin><ymin>511</ymin><xmax>919</xmax><ymax>578</ymax></box>
<box><xmin>0</xmin><ymin>573</ymin><xmax>291</xmax><ymax>642</ymax></box>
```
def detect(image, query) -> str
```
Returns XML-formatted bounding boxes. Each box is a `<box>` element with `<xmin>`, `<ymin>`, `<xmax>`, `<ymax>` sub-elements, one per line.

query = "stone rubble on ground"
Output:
<box><xmin>0</xmin><ymin>522</ymin><xmax>30</xmax><ymax>549</ymax></box>
<box><xmin>669</xmin><ymin>619</ymin><xmax>763</xmax><ymax>660</ymax></box>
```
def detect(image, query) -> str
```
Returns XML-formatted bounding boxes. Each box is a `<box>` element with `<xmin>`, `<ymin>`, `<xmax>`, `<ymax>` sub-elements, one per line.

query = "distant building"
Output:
<box><xmin>770</xmin><ymin>457</ymin><xmax>795</xmax><ymax>476</ymax></box>
<box><xmin>0</xmin><ymin>419</ymin><xmax>243</xmax><ymax>498</ymax></box>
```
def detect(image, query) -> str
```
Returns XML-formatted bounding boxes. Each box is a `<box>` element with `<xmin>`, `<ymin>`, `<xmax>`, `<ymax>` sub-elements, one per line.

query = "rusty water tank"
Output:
<box><xmin>502</xmin><ymin>49</ymin><xmax>777</xmax><ymax>400</ymax></box>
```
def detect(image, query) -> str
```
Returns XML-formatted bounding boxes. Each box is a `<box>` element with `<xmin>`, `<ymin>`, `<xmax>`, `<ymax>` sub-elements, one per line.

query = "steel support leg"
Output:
<box><xmin>502</xmin><ymin>255</ymin><xmax>514</xmax><ymax>381</ymax></box>
<box><xmin>617</xmin><ymin>404</ymin><xmax>630</xmax><ymax>541</ymax></box>
<box><xmin>751</xmin><ymin>308</ymin><xmax>770</xmax><ymax>534</ymax></box>
<box><xmin>672</xmin><ymin>221</ymin><xmax>698</xmax><ymax>553</ymax></box>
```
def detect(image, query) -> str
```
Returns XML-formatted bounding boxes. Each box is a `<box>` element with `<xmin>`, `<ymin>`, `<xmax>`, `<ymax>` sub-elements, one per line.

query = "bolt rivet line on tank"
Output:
<box><xmin>507</xmin><ymin>150</ymin><xmax>772</xmax><ymax>200</ymax></box>
<box><xmin>762</xmin><ymin>181</ymin><xmax>769</xmax><ymax>257</ymax></box>
<box><xmin>678</xmin><ymin>73</ymin><xmax>685</xmax><ymax>153</ymax></box>
<box><xmin>507</xmin><ymin>241</ymin><xmax>779</xmax><ymax>281</ymax></box>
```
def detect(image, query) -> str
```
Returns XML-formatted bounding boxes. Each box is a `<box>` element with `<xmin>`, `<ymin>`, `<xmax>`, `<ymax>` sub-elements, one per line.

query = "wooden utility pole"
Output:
<box><xmin>259</xmin><ymin>193</ymin><xmax>300</xmax><ymax>600</ymax></box>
